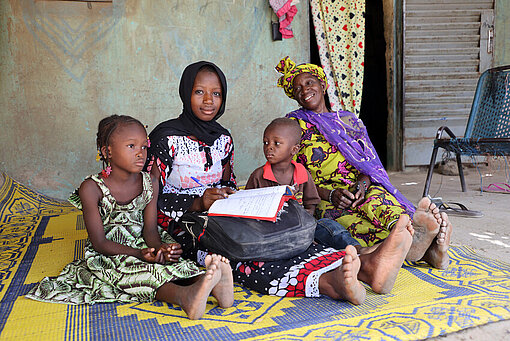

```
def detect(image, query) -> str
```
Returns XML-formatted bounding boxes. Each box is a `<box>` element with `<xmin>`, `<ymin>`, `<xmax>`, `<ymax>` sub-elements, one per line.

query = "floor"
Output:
<box><xmin>1</xmin><ymin>160</ymin><xmax>509</xmax><ymax>340</ymax></box>
<box><xmin>388</xmin><ymin>159</ymin><xmax>510</xmax><ymax>340</ymax></box>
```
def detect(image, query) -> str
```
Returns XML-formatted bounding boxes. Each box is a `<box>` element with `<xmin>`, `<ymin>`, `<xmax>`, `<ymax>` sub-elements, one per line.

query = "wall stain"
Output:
<box><xmin>21</xmin><ymin>0</ymin><xmax>124</xmax><ymax>82</ymax></box>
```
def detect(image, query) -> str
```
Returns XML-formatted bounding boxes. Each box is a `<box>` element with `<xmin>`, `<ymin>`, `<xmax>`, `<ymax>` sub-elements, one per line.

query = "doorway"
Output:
<box><xmin>309</xmin><ymin>0</ymin><xmax>389</xmax><ymax>167</ymax></box>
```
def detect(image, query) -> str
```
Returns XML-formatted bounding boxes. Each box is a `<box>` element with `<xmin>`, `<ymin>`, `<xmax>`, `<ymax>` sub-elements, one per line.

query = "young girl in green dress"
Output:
<box><xmin>26</xmin><ymin>115</ymin><xmax>233</xmax><ymax>320</ymax></box>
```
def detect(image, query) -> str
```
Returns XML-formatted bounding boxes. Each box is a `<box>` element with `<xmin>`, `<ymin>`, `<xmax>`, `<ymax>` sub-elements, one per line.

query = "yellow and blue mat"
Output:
<box><xmin>1</xmin><ymin>173</ymin><xmax>510</xmax><ymax>340</ymax></box>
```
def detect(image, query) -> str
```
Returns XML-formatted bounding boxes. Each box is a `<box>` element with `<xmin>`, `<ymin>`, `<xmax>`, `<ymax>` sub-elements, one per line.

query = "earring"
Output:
<box><xmin>147</xmin><ymin>137</ymin><xmax>151</xmax><ymax>148</ymax></box>
<box><xmin>97</xmin><ymin>149</ymin><xmax>111</xmax><ymax>177</ymax></box>
<box><xmin>101</xmin><ymin>162</ymin><xmax>112</xmax><ymax>178</ymax></box>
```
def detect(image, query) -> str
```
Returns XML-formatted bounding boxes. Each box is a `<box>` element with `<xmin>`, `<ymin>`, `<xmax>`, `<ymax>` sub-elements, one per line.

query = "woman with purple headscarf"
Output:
<box><xmin>275</xmin><ymin>57</ymin><xmax>452</xmax><ymax>269</ymax></box>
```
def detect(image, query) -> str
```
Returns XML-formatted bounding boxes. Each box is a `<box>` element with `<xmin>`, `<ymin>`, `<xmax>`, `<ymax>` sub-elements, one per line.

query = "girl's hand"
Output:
<box><xmin>159</xmin><ymin>243</ymin><xmax>183</xmax><ymax>263</ymax></box>
<box><xmin>331</xmin><ymin>188</ymin><xmax>355</xmax><ymax>210</ymax></box>
<box><xmin>200</xmin><ymin>187</ymin><xmax>236</xmax><ymax>211</ymax></box>
<box><xmin>140</xmin><ymin>247</ymin><xmax>164</xmax><ymax>264</ymax></box>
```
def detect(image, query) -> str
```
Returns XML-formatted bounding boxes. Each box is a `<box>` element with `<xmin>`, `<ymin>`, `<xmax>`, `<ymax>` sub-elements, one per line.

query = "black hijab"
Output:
<box><xmin>149</xmin><ymin>61</ymin><xmax>230</xmax><ymax>148</ymax></box>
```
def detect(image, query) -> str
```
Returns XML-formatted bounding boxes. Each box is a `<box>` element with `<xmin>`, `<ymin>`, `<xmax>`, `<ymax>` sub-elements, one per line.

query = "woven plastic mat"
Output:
<box><xmin>1</xmin><ymin>173</ymin><xmax>510</xmax><ymax>341</ymax></box>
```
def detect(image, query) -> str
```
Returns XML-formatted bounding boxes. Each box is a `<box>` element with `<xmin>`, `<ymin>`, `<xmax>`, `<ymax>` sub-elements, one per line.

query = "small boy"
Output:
<box><xmin>246</xmin><ymin>117</ymin><xmax>361</xmax><ymax>251</ymax></box>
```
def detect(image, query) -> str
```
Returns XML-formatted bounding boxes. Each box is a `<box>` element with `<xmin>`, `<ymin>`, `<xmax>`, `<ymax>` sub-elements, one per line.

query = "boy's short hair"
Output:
<box><xmin>264</xmin><ymin>117</ymin><xmax>301</xmax><ymax>145</ymax></box>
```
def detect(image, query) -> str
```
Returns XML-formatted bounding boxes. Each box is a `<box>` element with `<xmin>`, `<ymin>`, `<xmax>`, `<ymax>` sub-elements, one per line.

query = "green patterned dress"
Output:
<box><xmin>26</xmin><ymin>172</ymin><xmax>202</xmax><ymax>305</ymax></box>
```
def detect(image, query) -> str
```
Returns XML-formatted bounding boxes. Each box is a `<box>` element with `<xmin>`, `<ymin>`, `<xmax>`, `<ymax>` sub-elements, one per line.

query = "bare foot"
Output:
<box><xmin>338</xmin><ymin>245</ymin><xmax>367</xmax><ymax>304</ymax></box>
<box><xmin>421</xmin><ymin>212</ymin><xmax>452</xmax><ymax>269</ymax></box>
<box><xmin>358</xmin><ymin>214</ymin><xmax>413</xmax><ymax>294</ymax></box>
<box><xmin>358</xmin><ymin>243</ymin><xmax>380</xmax><ymax>255</ymax></box>
<box><xmin>319</xmin><ymin>245</ymin><xmax>366</xmax><ymax>305</ymax></box>
<box><xmin>406</xmin><ymin>197</ymin><xmax>442</xmax><ymax>262</ymax></box>
<box><xmin>211</xmin><ymin>255</ymin><xmax>234</xmax><ymax>308</ymax></box>
<box><xmin>181</xmin><ymin>254</ymin><xmax>221</xmax><ymax>319</ymax></box>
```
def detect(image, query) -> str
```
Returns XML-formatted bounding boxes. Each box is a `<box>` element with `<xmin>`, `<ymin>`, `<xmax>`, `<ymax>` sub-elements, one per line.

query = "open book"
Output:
<box><xmin>207</xmin><ymin>186</ymin><xmax>294</xmax><ymax>222</ymax></box>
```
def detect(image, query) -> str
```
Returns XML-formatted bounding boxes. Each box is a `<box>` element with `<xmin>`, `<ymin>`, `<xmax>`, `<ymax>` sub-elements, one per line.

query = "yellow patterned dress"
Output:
<box><xmin>26</xmin><ymin>172</ymin><xmax>202</xmax><ymax>305</ymax></box>
<box><xmin>295</xmin><ymin>119</ymin><xmax>408</xmax><ymax>247</ymax></box>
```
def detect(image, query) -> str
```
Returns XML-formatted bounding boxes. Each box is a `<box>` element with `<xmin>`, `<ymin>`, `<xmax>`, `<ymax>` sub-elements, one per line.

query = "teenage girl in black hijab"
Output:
<box><xmin>147</xmin><ymin>61</ymin><xmax>236</xmax><ymax>232</ymax></box>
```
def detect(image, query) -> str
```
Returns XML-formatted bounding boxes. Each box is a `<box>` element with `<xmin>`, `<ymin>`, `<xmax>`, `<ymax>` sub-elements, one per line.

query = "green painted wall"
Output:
<box><xmin>0</xmin><ymin>0</ymin><xmax>309</xmax><ymax>199</ymax></box>
<box><xmin>495</xmin><ymin>0</ymin><xmax>510</xmax><ymax>65</ymax></box>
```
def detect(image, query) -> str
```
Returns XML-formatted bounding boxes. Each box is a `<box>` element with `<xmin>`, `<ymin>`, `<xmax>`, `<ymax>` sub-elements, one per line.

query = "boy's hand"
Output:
<box><xmin>201</xmin><ymin>187</ymin><xmax>236</xmax><ymax>210</ymax></box>
<box><xmin>159</xmin><ymin>243</ymin><xmax>182</xmax><ymax>263</ymax></box>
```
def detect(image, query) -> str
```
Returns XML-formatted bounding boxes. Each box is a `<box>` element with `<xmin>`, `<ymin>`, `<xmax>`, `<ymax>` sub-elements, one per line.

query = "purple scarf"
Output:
<box><xmin>287</xmin><ymin>108</ymin><xmax>415</xmax><ymax>215</ymax></box>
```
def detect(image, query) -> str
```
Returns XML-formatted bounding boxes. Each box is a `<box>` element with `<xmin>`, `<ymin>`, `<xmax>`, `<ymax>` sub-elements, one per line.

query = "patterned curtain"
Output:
<box><xmin>310</xmin><ymin>0</ymin><xmax>366</xmax><ymax>116</ymax></box>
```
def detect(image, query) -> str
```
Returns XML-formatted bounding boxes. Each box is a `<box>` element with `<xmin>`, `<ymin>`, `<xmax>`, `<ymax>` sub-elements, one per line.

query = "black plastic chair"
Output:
<box><xmin>423</xmin><ymin>65</ymin><xmax>510</xmax><ymax>197</ymax></box>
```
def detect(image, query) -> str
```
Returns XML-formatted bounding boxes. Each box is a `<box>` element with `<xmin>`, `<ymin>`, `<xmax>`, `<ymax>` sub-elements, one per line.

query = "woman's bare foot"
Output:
<box><xmin>211</xmin><ymin>255</ymin><xmax>234</xmax><ymax>308</ymax></box>
<box><xmin>358</xmin><ymin>214</ymin><xmax>413</xmax><ymax>294</ymax></box>
<box><xmin>421</xmin><ymin>212</ymin><xmax>452</xmax><ymax>269</ymax></box>
<box><xmin>406</xmin><ymin>197</ymin><xmax>442</xmax><ymax>262</ymax></box>
<box><xmin>319</xmin><ymin>245</ymin><xmax>366</xmax><ymax>305</ymax></box>
<box><xmin>180</xmin><ymin>254</ymin><xmax>221</xmax><ymax>319</ymax></box>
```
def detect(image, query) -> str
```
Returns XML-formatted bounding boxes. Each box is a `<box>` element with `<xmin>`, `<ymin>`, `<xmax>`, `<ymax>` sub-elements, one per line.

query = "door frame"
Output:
<box><xmin>387</xmin><ymin>0</ymin><xmax>404</xmax><ymax>171</ymax></box>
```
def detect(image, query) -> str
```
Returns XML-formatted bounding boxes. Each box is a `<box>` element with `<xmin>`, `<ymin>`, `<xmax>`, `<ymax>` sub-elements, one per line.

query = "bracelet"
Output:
<box><xmin>328</xmin><ymin>189</ymin><xmax>336</xmax><ymax>203</ymax></box>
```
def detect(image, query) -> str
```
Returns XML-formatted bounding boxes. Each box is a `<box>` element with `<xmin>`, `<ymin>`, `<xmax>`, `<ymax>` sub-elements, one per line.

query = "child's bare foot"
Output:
<box><xmin>338</xmin><ymin>245</ymin><xmax>366</xmax><ymax>304</ymax></box>
<box><xmin>181</xmin><ymin>254</ymin><xmax>221</xmax><ymax>319</ymax></box>
<box><xmin>211</xmin><ymin>255</ymin><xmax>234</xmax><ymax>308</ymax></box>
<box><xmin>319</xmin><ymin>245</ymin><xmax>366</xmax><ymax>305</ymax></box>
<box><xmin>358</xmin><ymin>214</ymin><xmax>413</xmax><ymax>294</ymax></box>
<box><xmin>421</xmin><ymin>212</ymin><xmax>452</xmax><ymax>269</ymax></box>
<box><xmin>406</xmin><ymin>197</ymin><xmax>442</xmax><ymax>262</ymax></box>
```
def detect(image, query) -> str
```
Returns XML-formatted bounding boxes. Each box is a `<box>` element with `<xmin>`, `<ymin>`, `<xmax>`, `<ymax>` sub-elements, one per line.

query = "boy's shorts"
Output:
<box><xmin>314</xmin><ymin>218</ymin><xmax>360</xmax><ymax>250</ymax></box>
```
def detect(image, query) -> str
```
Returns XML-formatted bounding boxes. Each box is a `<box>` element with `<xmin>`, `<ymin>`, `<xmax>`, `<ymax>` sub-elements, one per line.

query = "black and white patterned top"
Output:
<box><xmin>150</xmin><ymin>134</ymin><xmax>236</xmax><ymax>223</ymax></box>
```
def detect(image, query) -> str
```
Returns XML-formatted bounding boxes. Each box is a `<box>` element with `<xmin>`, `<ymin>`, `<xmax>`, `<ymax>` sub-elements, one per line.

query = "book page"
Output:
<box><xmin>222</xmin><ymin>186</ymin><xmax>289</xmax><ymax>199</ymax></box>
<box><xmin>208</xmin><ymin>186</ymin><xmax>290</xmax><ymax>218</ymax></box>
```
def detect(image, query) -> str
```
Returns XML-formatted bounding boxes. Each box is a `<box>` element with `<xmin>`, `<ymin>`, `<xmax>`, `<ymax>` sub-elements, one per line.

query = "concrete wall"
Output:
<box><xmin>0</xmin><ymin>0</ymin><xmax>309</xmax><ymax>199</ymax></box>
<box><xmin>495</xmin><ymin>0</ymin><xmax>510</xmax><ymax>65</ymax></box>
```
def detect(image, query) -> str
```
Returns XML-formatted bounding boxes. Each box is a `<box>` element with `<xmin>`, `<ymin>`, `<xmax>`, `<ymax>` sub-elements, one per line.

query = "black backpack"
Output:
<box><xmin>178</xmin><ymin>199</ymin><xmax>316</xmax><ymax>262</ymax></box>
